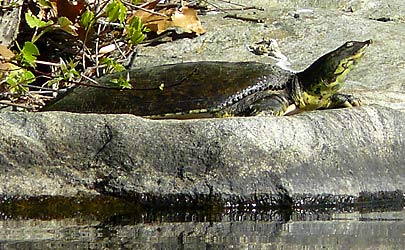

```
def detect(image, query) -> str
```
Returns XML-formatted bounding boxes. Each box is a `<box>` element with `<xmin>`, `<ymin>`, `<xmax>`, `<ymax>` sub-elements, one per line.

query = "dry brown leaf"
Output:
<box><xmin>171</xmin><ymin>6</ymin><xmax>205</xmax><ymax>35</ymax></box>
<box><xmin>48</xmin><ymin>0</ymin><xmax>86</xmax><ymax>40</ymax></box>
<box><xmin>133</xmin><ymin>2</ymin><xmax>205</xmax><ymax>35</ymax></box>
<box><xmin>132</xmin><ymin>0</ymin><xmax>168</xmax><ymax>34</ymax></box>
<box><xmin>142</xmin><ymin>8</ymin><xmax>174</xmax><ymax>34</ymax></box>
<box><xmin>0</xmin><ymin>45</ymin><xmax>15</xmax><ymax>74</ymax></box>
<box><xmin>0</xmin><ymin>62</ymin><xmax>14</xmax><ymax>72</ymax></box>
<box><xmin>133</xmin><ymin>0</ymin><xmax>161</xmax><ymax>21</ymax></box>
<box><xmin>0</xmin><ymin>45</ymin><xmax>15</xmax><ymax>60</ymax></box>
<box><xmin>50</xmin><ymin>0</ymin><xmax>86</xmax><ymax>22</ymax></box>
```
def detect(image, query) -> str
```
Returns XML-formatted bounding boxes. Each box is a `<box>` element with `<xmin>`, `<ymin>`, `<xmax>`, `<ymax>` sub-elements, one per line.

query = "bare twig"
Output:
<box><xmin>26</xmin><ymin>84</ymin><xmax>60</xmax><ymax>92</ymax></box>
<box><xmin>204</xmin><ymin>0</ymin><xmax>264</xmax><ymax>13</ymax></box>
<box><xmin>223</xmin><ymin>14</ymin><xmax>264</xmax><ymax>23</ymax></box>
<box><xmin>217</xmin><ymin>0</ymin><xmax>264</xmax><ymax>11</ymax></box>
<box><xmin>0</xmin><ymin>100</ymin><xmax>34</xmax><ymax>110</ymax></box>
<box><xmin>80</xmin><ymin>73</ymin><xmax>101</xmax><ymax>85</ymax></box>
<box><xmin>114</xmin><ymin>40</ymin><xmax>127</xmax><ymax>58</ymax></box>
<box><xmin>29</xmin><ymin>90</ymin><xmax>67</xmax><ymax>95</ymax></box>
<box><xmin>95</xmin><ymin>22</ymin><xmax>102</xmax><ymax>77</ymax></box>
<box><xmin>97</xmin><ymin>19</ymin><xmax>123</xmax><ymax>27</ymax></box>
<box><xmin>123</xmin><ymin>0</ymin><xmax>169</xmax><ymax>17</ymax></box>
<box><xmin>35</xmin><ymin>60</ymin><xmax>61</xmax><ymax>67</ymax></box>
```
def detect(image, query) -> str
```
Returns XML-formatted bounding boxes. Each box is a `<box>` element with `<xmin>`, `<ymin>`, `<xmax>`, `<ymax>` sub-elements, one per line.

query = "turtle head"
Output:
<box><xmin>298</xmin><ymin>40</ymin><xmax>372</xmax><ymax>92</ymax></box>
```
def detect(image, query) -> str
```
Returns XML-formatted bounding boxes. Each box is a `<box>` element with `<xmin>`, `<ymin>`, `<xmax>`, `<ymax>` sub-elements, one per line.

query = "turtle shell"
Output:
<box><xmin>43</xmin><ymin>61</ymin><xmax>294</xmax><ymax>116</ymax></box>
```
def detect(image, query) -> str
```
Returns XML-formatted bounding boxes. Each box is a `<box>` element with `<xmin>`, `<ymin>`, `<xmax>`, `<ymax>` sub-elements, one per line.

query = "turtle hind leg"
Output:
<box><xmin>244</xmin><ymin>94</ymin><xmax>293</xmax><ymax>116</ymax></box>
<box><xmin>329</xmin><ymin>93</ymin><xmax>362</xmax><ymax>108</ymax></box>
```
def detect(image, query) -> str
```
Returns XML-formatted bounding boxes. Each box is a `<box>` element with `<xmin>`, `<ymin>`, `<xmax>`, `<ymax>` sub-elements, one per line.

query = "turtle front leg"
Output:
<box><xmin>244</xmin><ymin>93</ymin><xmax>293</xmax><ymax>116</ymax></box>
<box><xmin>329</xmin><ymin>93</ymin><xmax>362</xmax><ymax>108</ymax></box>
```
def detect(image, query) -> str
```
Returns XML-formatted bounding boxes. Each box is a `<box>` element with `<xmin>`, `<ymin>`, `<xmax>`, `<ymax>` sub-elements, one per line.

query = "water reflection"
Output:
<box><xmin>1</xmin><ymin>209</ymin><xmax>404</xmax><ymax>250</ymax></box>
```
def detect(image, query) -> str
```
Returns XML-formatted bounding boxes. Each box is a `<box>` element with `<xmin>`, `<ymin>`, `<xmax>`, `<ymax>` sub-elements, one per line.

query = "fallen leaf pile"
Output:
<box><xmin>0</xmin><ymin>45</ymin><xmax>13</xmax><ymax>92</ymax></box>
<box><xmin>0</xmin><ymin>45</ymin><xmax>15</xmax><ymax>73</ymax></box>
<box><xmin>133</xmin><ymin>0</ymin><xmax>206</xmax><ymax>35</ymax></box>
<box><xmin>0</xmin><ymin>0</ymin><xmax>206</xmax><ymax>110</ymax></box>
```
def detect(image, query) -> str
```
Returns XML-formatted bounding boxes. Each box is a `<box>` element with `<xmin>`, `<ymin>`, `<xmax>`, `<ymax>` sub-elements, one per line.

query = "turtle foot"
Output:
<box><xmin>330</xmin><ymin>93</ymin><xmax>362</xmax><ymax>108</ymax></box>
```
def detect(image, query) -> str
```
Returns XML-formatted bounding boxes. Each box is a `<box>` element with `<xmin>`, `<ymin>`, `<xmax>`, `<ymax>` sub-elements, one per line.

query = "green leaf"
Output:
<box><xmin>5</xmin><ymin>69</ymin><xmax>35</xmax><ymax>94</ymax></box>
<box><xmin>80</xmin><ymin>9</ymin><xmax>95</xmax><ymax>30</ymax></box>
<box><xmin>100</xmin><ymin>57</ymin><xmax>126</xmax><ymax>74</ymax></box>
<box><xmin>25</xmin><ymin>12</ymin><xmax>53</xmax><ymax>29</ymax></box>
<box><xmin>57</xmin><ymin>16</ymin><xmax>78</xmax><ymax>36</ymax></box>
<box><xmin>5</xmin><ymin>72</ymin><xmax>18</xmax><ymax>86</ymax></box>
<box><xmin>22</xmin><ymin>70</ymin><xmax>36</xmax><ymax>84</ymax></box>
<box><xmin>38</xmin><ymin>0</ymin><xmax>53</xmax><ymax>8</ymax></box>
<box><xmin>109</xmin><ymin>74</ymin><xmax>132</xmax><ymax>89</ymax></box>
<box><xmin>21</xmin><ymin>42</ymin><xmax>40</xmax><ymax>67</ymax></box>
<box><xmin>22</xmin><ymin>42</ymin><xmax>39</xmax><ymax>55</ymax></box>
<box><xmin>126</xmin><ymin>16</ymin><xmax>146</xmax><ymax>45</ymax></box>
<box><xmin>59</xmin><ymin>59</ymin><xmax>80</xmax><ymax>81</ymax></box>
<box><xmin>106</xmin><ymin>0</ymin><xmax>127</xmax><ymax>24</ymax></box>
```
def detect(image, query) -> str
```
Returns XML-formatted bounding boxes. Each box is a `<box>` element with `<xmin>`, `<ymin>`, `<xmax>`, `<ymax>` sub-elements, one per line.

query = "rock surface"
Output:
<box><xmin>0</xmin><ymin>105</ymin><xmax>404</xmax><ymax>208</ymax></box>
<box><xmin>0</xmin><ymin>0</ymin><xmax>404</xmax><ymax>209</ymax></box>
<box><xmin>0</xmin><ymin>0</ymin><xmax>22</xmax><ymax>47</ymax></box>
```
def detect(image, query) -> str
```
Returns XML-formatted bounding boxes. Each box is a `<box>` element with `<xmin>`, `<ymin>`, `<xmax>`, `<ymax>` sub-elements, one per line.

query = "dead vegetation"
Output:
<box><xmin>0</xmin><ymin>0</ymin><xmax>260</xmax><ymax>111</ymax></box>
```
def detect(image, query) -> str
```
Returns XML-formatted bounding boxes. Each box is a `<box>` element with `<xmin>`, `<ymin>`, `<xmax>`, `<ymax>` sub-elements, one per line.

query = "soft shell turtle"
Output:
<box><xmin>43</xmin><ymin>40</ymin><xmax>371</xmax><ymax>118</ymax></box>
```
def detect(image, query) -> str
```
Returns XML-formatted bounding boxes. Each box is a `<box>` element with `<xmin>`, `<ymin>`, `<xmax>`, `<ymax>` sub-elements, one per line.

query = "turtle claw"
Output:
<box><xmin>330</xmin><ymin>94</ymin><xmax>361</xmax><ymax>108</ymax></box>
<box><xmin>343</xmin><ymin>96</ymin><xmax>362</xmax><ymax>107</ymax></box>
<box><xmin>350</xmin><ymin>97</ymin><xmax>362</xmax><ymax>107</ymax></box>
<box><xmin>256</xmin><ymin>110</ymin><xmax>279</xmax><ymax>116</ymax></box>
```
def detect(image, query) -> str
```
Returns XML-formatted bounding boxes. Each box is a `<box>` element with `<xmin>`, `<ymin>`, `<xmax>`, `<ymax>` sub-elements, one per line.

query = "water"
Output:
<box><xmin>1</xmin><ymin>208</ymin><xmax>404</xmax><ymax>249</ymax></box>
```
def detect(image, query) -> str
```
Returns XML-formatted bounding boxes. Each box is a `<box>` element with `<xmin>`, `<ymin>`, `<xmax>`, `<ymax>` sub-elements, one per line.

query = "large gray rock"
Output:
<box><xmin>0</xmin><ymin>0</ymin><xmax>22</xmax><ymax>47</ymax></box>
<box><xmin>0</xmin><ymin>0</ymin><xmax>404</xmax><ymax>209</ymax></box>
<box><xmin>0</xmin><ymin>105</ymin><xmax>403</xmax><ymax>208</ymax></box>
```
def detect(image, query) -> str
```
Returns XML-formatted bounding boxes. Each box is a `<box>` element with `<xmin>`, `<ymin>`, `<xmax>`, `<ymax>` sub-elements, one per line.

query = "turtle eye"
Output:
<box><xmin>346</xmin><ymin>42</ymin><xmax>354</xmax><ymax>47</ymax></box>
